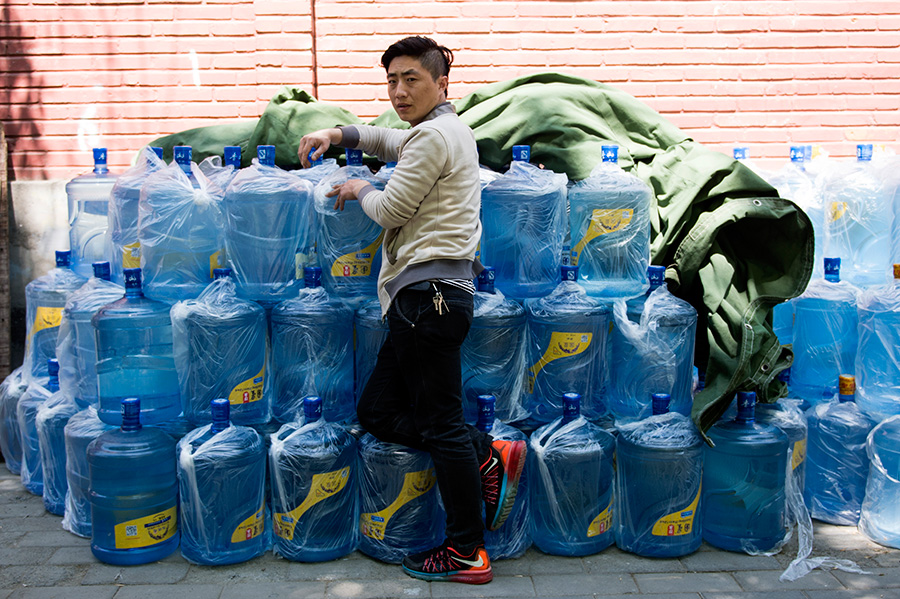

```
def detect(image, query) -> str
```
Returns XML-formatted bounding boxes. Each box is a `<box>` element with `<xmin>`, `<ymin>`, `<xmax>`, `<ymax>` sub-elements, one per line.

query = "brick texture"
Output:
<box><xmin>1</xmin><ymin>0</ymin><xmax>899</xmax><ymax>179</ymax></box>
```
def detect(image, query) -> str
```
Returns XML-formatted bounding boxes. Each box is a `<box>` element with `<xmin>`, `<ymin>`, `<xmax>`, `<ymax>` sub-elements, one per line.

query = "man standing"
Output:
<box><xmin>297</xmin><ymin>36</ymin><xmax>525</xmax><ymax>585</ymax></box>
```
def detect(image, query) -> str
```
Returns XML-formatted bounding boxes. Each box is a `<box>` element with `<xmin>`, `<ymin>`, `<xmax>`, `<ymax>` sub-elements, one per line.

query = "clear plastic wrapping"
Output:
<box><xmin>24</xmin><ymin>266</ymin><xmax>85</xmax><ymax>381</ymax></box>
<box><xmin>856</xmin><ymin>280</ymin><xmax>900</xmax><ymax>421</ymax></box>
<box><xmin>354</xmin><ymin>298</ymin><xmax>389</xmax><ymax>404</ymax></box>
<box><xmin>198</xmin><ymin>155</ymin><xmax>240</xmax><ymax>192</ymax></box>
<box><xmin>62</xmin><ymin>406</ymin><xmax>115</xmax><ymax>537</ymax></box>
<box><xmin>766</xmin><ymin>159</ymin><xmax>825</xmax><ymax>279</ymax></box>
<box><xmin>0</xmin><ymin>367</ymin><xmax>28</xmax><ymax>474</ymax></box>
<box><xmin>859</xmin><ymin>414</ymin><xmax>900</xmax><ymax>548</ymax></box>
<box><xmin>483</xmin><ymin>420</ymin><xmax>531</xmax><ymax>559</ymax></box>
<box><xmin>36</xmin><ymin>389</ymin><xmax>80</xmax><ymax>515</ymax></box>
<box><xmin>17</xmin><ymin>379</ymin><xmax>52</xmax><ymax>495</ymax></box>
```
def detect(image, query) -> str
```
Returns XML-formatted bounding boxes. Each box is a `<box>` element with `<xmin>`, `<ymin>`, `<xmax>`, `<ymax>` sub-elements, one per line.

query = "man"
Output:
<box><xmin>297</xmin><ymin>36</ymin><xmax>525</xmax><ymax>585</ymax></box>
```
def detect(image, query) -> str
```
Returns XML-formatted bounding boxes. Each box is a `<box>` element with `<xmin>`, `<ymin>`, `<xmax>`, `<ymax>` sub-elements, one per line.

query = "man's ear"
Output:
<box><xmin>438</xmin><ymin>75</ymin><xmax>449</xmax><ymax>96</ymax></box>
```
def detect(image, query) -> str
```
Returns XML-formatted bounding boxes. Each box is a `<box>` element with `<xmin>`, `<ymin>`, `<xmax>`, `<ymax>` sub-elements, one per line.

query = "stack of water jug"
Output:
<box><xmin>1</xmin><ymin>139</ymin><xmax>896</xmax><ymax>570</ymax></box>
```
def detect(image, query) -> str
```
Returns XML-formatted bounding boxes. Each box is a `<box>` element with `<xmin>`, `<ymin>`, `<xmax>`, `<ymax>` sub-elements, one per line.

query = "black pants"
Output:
<box><xmin>357</xmin><ymin>281</ymin><xmax>493</xmax><ymax>551</ymax></box>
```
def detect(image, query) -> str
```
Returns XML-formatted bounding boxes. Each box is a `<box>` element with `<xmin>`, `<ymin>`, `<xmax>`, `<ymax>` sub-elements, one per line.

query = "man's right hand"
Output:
<box><xmin>297</xmin><ymin>128</ymin><xmax>343</xmax><ymax>168</ymax></box>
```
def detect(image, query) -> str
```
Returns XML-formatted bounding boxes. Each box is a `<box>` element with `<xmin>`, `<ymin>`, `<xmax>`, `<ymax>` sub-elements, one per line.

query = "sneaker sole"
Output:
<box><xmin>488</xmin><ymin>440</ymin><xmax>526</xmax><ymax>531</ymax></box>
<box><xmin>402</xmin><ymin>564</ymin><xmax>493</xmax><ymax>585</ymax></box>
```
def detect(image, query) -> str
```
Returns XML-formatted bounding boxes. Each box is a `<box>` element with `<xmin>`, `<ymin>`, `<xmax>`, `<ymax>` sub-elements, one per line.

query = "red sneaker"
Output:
<box><xmin>401</xmin><ymin>539</ymin><xmax>493</xmax><ymax>584</ymax></box>
<box><xmin>480</xmin><ymin>439</ymin><xmax>526</xmax><ymax>531</ymax></box>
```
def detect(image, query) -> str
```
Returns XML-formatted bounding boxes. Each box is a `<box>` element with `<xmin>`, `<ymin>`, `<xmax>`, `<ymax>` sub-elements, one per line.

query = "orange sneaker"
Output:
<box><xmin>480</xmin><ymin>439</ymin><xmax>526</xmax><ymax>531</ymax></box>
<box><xmin>401</xmin><ymin>540</ymin><xmax>492</xmax><ymax>584</ymax></box>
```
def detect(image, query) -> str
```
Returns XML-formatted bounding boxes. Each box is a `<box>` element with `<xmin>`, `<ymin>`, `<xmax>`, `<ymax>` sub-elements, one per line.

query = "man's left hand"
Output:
<box><xmin>326</xmin><ymin>179</ymin><xmax>370</xmax><ymax>211</ymax></box>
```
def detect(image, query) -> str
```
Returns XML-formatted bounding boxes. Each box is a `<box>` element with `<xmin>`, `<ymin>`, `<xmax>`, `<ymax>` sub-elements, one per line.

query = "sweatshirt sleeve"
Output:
<box><xmin>350</xmin><ymin>125</ymin><xmax>411</xmax><ymax>163</ymax></box>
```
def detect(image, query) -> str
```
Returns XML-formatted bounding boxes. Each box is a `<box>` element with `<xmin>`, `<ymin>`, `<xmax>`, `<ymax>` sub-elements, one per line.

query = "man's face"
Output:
<box><xmin>386</xmin><ymin>55</ymin><xmax>448</xmax><ymax>127</ymax></box>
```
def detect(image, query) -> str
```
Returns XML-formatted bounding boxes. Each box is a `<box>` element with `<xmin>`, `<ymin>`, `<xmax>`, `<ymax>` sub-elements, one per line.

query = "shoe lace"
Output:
<box><xmin>482</xmin><ymin>462</ymin><xmax>499</xmax><ymax>505</ymax></box>
<box><xmin>423</xmin><ymin>546</ymin><xmax>455</xmax><ymax>573</ymax></box>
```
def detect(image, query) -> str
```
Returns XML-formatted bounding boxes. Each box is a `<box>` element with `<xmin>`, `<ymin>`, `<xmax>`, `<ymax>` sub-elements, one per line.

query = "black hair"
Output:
<box><xmin>381</xmin><ymin>36</ymin><xmax>453</xmax><ymax>83</ymax></box>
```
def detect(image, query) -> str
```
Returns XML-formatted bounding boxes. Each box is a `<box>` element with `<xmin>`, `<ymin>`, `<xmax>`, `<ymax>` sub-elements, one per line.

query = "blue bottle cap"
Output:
<box><xmin>651</xmin><ymin>393</ymin><xmax>671</xmax><ymax>416</ymax></box>
<box><xmin>477</xmin><ymin>267</ymin><xmax>496</xmax><ymax>293</ymax></box>
<box><xmin>857</xmin><ymin>144</ymin><xmax>873</xmax><ymax>162</ymax></box>
<box><xmin>648</xmin><ymin>265</ymin><xmax>666</xmax><ymax>290</ymax></box>
<box><xmin>257</xmin><ymin>145</ymin><xmax>276</xmax><ymax>167</ymax></box>
<box><xmin>304</xmin><ymin>266</ymin><xmax>322</xmax><ymax>288</ymax></box>
<box><xmin>562</xmin><ymin>393</ymin><xmax>581</xmax><ymax>422</ymax></box>
<box><xmin>55</xmin><ymin>250</ymin><xmax>71</xmax><ymax>267</ymax></box>
<box><xmin>121</xmin><ymin>397</ymin><xmax>141</xmax><ymax>431</ymax></box>
<box><xmin>824</xmin><ymin>257</ymin><xmax>841</xmax><ymax>282</ymax></box>
<box><xmin>213</xmin><ymin>267</ymin><xmax>232</xmax><ymax>280</ymax></box>
<box><xmin>307</xmin><ymin>148</ymin><xmax>323</xmax><ymax>167</ymax></box>
<box><xmin>303</xmin><ymin>396</ymin><xmax>323</xmax><ymax>421</ymax></box>
<box><xmin>47</xmin><ymin>358</ymin><xmax>60</xmax><ymax>379</ymax></box>
<box><xmin>93</xmin><ymin>148</ymin><xmax>108</xmax><ymax>166</ymax></box>
<box><xmin>123</xmin><ymin>268</ymin><xmax>142</xmax><ymax>290</ymax></box>
<box><xmin>511</xmin><ymin>145</ymin><xmax>530</xmax><ymax>162</ymax></box>
<box><xmin>733</xmin><ymin>147</ymin><xmax>749</xmax><ymax>160</ymax></box>
<box><xmin>561</xmin><ymin>265</ymin><xmax>578</xmax><ymax>281</ymax></box>
<box><xmin>92</xmin><ymin>261</ymin><xmax>112</xmax><ymax>280</ymax></box>
<box><xmin>601</xmin><ymin>145</ymin><xmax>618</xmax><ymax>162</ymax></box>
<box><xmin>385</xmin><ymin>161</ymin><xmax>398</xmax><ymax>168</ymax></box>
<box><xmin>174</xmin><ymin>146</ymin><xmax>192</xmax><ymax>172</ymax></box>
<box><xmin>477</xmin><ymin>394</ymin><xmax>496</xmax><ymax>430</ymax></box>
<box><xmin>346</xmin><ymin>149</ymin><xmax>363</xmax><ymax>166</ymax></box>
<box><xmin>210</xmin><ymin>398</ymin><xmax>230</xmax><ymax>431</ymax></box>
<box><xmin>790</xmin><ymin>146</ymin><xmax>805</xmax><ymax>162</ymax></box>
<box><xmin>735</xmin><ymin>391</ymin><xmax>756</xmax><ymax>423</ymax></box>
<box><xmin>150</xmin><ymin>146</ymin><xmax>164</xmax><ymax>159</ymax></box>
<box><xmin>224</xmin><ymin>146</ymin><xmax>242</xmax><ymax>168</ymax></box>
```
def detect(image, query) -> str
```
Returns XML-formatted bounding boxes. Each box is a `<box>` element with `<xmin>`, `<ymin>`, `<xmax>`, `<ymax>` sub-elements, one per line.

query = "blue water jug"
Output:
<box><xmin>804</xmin><ymin>375</ymin><xmax>873</xmax><ymax>526</ymax></box>
<box><xmin>314</xmin><ymin>150</ymin><xmax>384</xmax><ymax>300</ymax></box>
<box><xmin>139</xmin><ymin>145</ymin><xmax>226</xmax><ymax>303</ymax></box>
<box><xmin>702</xmin><ymin>391</ymin><xmax>789</xmax><ymax>553</ymax></box>
<box><xmin>171</xmin><ymin>268</ymin><xmax>271</xmax><ymax>425</ymax></box>
<box><xmin>859</xmin><ymin>414</ymin><xmax>900</xmax><ymax>548</ymax></box>
<box><xmin>177</xmin><ymin>398</ymin><xmax>267</xmax><ymax>565</ymax></box>
<box><xmin>92</xmin><ymin>268</ymin><xmax>181</xmax><ymax>426</ymax></box>
<box><xmin>756</xmin><ymin>397</ymin><xmax>808</xmax><ymax>502</ymax></box>
<box><xmin>358</xmin><ymin>432</ymin><xmax>442</xmax><ymax>563</ymax></box>
<box><xmin>36</xmin><ymin>380</ymin><xmax>80</xmax><ymax>515</ymax></box>
<box><xmin>108</xmin><ymin>147</ymin><xmax>164</xmax><ymax>284</ymax></box>
<box><xmin>568</xmin><ymin>145</ymin><xmax>652</xmax><ymax>299</ymax></box>
<box><xmin>462</xmin><ymin>267</ymin><xmax>527</xmax><ymax>424</ymax></box>
<box><xmin>480</xmin><ymin>146</ymin><xmax>568</xmax><ymax>299</ymax></box>
<box><xmin>199</xmin><ymin>146</ymin><xmax>242</xmax><ymax>192</ymax></box>
<box><xmin>354</xmin><ymin>298</ymin><xmax>389</xmax><ymax>405</ymax></box>
<box><xmin>17</xmin><ymin>360</ymin><xmax>59</xmax><ymax>496</ymax></box>
<box><xmin>477</xmin><ymin>395</ymin><xmax>530</xmax><ymax>559</ymax></box>
<box><xmin>615</xmin><ymin>393</ymin><xmax>703</xmax><ymax>557</ymax></box>
<box><xmin>524</xmin><ymin>266</ymin><xmax>611</xmax><ymax>425</ymax></box>
<box><xmin>57</xmin><ymin>261</ymin><xmax>124</xmax><ymax>408</ymax></box>
<box><xmin>790</xmin><ymin>258</ymin><xmax>859</xmax><ymax>405</ymax></box>
<box><xmin>856</xmin><ymin>267</ymin><xmax>900</xmax><ymax>421</ymax></box>
<box><xmin>271</xmin><ymin>267</ymin><xmax>355</xmax><ymax>423</ymax></box>
<box><xmin>529</xmin><ymin>393</ymin><xmax>616</xmax><ymax>556</ymax></box>
<box><xmin>62</xmin><ymin>406</ymin><xmax>115</xmax><ymax>538</ymax></box>
<box><xmin>608</xmin><ymin>266</ymin><xmax>697</xmax><ymax>422</ymax></box>
<box><xmin>67</xmin><ymin>148</ymin><xmax>118</xmax><ymax>278</ymax></box>
<box><xmin>270</xmin><ymin>396</ymin><xmax>358</xmax><ymax>562</ymax></box>
<box><xmin>0</xmin><ymin>367</ymin><xmax>28</xmax><ymax>474</ymax></box>
<box><xmin>224</xmin><ymin>145</ymin><xmax>314</xmax><ymax>306</ymax></box>
<box><xmin>24</xmin><ymin>250</ymin><xmax>85</xmax><ymax>380</ymax></box>
<box><xmin>294</xmin><ymin>156</ymin><xmax>340</xmax><ymax>273</ymax></box>
<box><xmin>87</xmin><ymin>397</ymin><xmax>179</xmax><ymax>565</ymax></box>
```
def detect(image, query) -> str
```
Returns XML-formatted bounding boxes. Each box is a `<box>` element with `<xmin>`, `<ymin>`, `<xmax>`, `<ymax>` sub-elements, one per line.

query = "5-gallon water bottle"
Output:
<box><xmin>314</xmin><ymin>149</ymin><xmax>385</xmax><ymax>300</ymax></box>
<box><xmin>17</xmin><ymin>360</ymin><xmax>58</xmax><ymax>496</ymax></box>
<box><xmin>177</xmin><ymin>398</ymin><xmax>267</xmax><ymax>565</ymax></box>
<box><xmin>568</xmin><ymin>145</ymin><xmax>652</xmax><ymax>299</ymax></box>
<box><xmin>62</xmin><ymin>406</ymin><xmax>115</xmax><ymax>537</ymax></box>
<box><xmin>108</xmin><ymin>147</ymin><xmax>164</xmax><ymax>284</ymax></box>
<box><xmin>461</xmin><ymin>267</ymin><xmax>527</xmax><ymax>424</ymax></box>
<box><xmin>702</xmin><ymin>391</ymin><xmax>789</xmax><ymax>553</ymax></box>
<box><xmin>224</xmin><ymin>145</ymin><xmax>314</xmax><ymax>307</ymax></box>
<box><xmin>271</xmin><ymin>267</ymin><xmax>354</xmax><ymax>423</ymax></box>
<box><xmin>480</xmin><ymin>145</ymin><xmax>568</xmax><ymax>299</ymax></box>
<box><xmin>608</xmin><ymin>265</ymin><xmax>697</xmax><ymax>422</ymax></box>
<box><xmin>856</xmin><ymin>265</ymin><xmax>900</xmax><ymax>421</ymax></box>
<box><xmin>354</xmin><ymin>298</ymin><xmax>389</xmax><ymax>405</ymax></box>
<box><xmin>67</xmin><ymin>148</ymin><xmax>118</xmax><ymax>278</ymax></box>
<box><xmin>859</xmin><ymin>414</ymin><xmax>900</xmax><ymax>548</ymax></box>
<box><xmin>36</xmin><ymin>381</ymin><xmax>80</xmax><ymax>515</ymax></box>
<box><xmin>294</xmin><ymin>154</ymin><xmax>340</xmax><ymax>273</ymax></box>
<box><xmin>804</xmin><ymin>375</ymin><xmax>874</xmax><ymax>526</ymax></box>
<box><xmin>92</xmin><ymin>268</ymin><xmax>181</xmax><ymax>425</ymax></box>
<box><xmin>790</xmin><ymin>258</ymin><xmax>859</xmax><ymax>405</ymax></box>
<box><xmin>171</xmin><ymin>268</ymin><xmax>271</xmax><ymax>425</ymax></box>
<box><xmin>24</xmin><ymin>250</ymin><xmax>85</xmax><ymax>380</ymax></box>
<box><xmin>358</xmin><ymin>433</ymin><xmax>442</xmax><ymax>563</ymax></box>
<box><xmin>478</xmin><ymin>395</ymin><xmax>530</xmax><ymax>559</ymax></box>
<box><xmin>525</xmin><ymin>266</ymin><xmax>611</xmax><ymax>425</ymax></box>
<box><xmin>823</xmin><ymin>144</ymin><xmax>893</xmax><ymax>288</ymax></box>
<box><xmin>139</xmin><ymin>145</ymin><xmax>226</xmax><ymax>303</ymax></box>
<box><xmin>756</xmin><ymin>397</ymin><xmax>808</xmax><ymax>499</ymax></box>
<box><xmin>270</xmin><ymin>396</ymin><xmax>359</xmax><ymax>562</ymax></box>
<box><xmin>529</xmin><ymin>393</ymin><xmax>616</xmax><ymax>556</ymax></box>
<box><xmin>0</xmin><ymin>367</ymin><xmax>28</xmax><ymax>474</ymax></box>
<box><xmin>615</xmin><ymin>393</ymin><xmax>703</xmax><ymax>557</ymax></box>
<box><xmin>88</xmin><ymin>397</ymin><xmax>179</xmax><ymax>565</ymax></box>
<box><xmin>199</xmin><ymin>146</ymin><xmax>242</xmax><ymax>192</ymax></box>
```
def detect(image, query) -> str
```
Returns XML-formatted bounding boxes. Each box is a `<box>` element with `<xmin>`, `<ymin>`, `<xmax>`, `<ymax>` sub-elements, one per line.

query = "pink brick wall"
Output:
<box><xmin>3</xmin><ymin>0</ymin><xmax>899</xmax><ymax>179</ymax></box>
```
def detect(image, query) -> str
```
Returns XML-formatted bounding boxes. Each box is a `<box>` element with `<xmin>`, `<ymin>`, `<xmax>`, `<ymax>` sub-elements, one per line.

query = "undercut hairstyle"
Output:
<box><xmin>381</xmin><ymin>36</ymin><xmax>454</xmax><ymax>84</ymax></box>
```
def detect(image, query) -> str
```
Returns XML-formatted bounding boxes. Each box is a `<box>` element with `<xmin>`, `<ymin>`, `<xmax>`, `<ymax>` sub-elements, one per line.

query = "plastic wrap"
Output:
<box><xmin>271</xmin><ymin>287</ymin><xmax>354</xmax><ymax>423</ymax></box>
<box><xmin>462</xmin><ymin>289</ymin><xmax>527</xmax><ymax>424</ymax></box>
<box><xmin>568</xmin><ymin>162</ymin><xmax>652</xmax><ymax>298</ymax></box>
<box><xmin>66</xmin><ymin>154</ymin><xmax>118</xmax><ymax>279</ymax></box>
<box><xmin>483</xmin><ymin>419</ymin><xmax>531</xmax><ymax>559</ymax></box>
<box><xmin>177</xmin><ymin>423</ymin><xmax>267</xmax><ymax>565</ymax></box>
<box><xmin>171</xmin><ymin>276</ymin><xmax>271</xmax><ymax>425</ymax></box>
<box><xmin>791</xmin><ymin>278</ymin><xmax>859</xmax><ymax>404</ymax></box>
<box><xmin>62</xmin><ymin>406</ymin><xmax>115</xmax><ymax>537</ymax></box>
<box><xmin>198</xmin><ymin>155</ymin><xmax>240</xmax><ymax>191</ymax></box>
<box><xmin>859</xmin><ymin>415</ymin><xmax>900</xmax><ymax>548</ymax></box>
<box><xmin>804</xmin><ymin>397</ymin><xmax>874</xmax><ymax>526</ymax></box>
<box><xmin>224</xmin><ymin>159</ymin><xmax>314</xmax><ymax>305</ymax></box>
<box><xmin>878</xmin><ymin>156</ymin><xmax>900</xmax><ymax>268</ymax></box>
<box><xmin>354</xmin><ymin>298</ymin><xmax>389</xmax><ymax>404</ymax></box>
<box><xmin>24</xmin><ymin>265</ymin><xmax>85</xmax><ymax>381</ymax></box>
<box><xmin>608</xmin><ymin>286</ymin><xmax>697</xmax><ymax>423</ymax></box>
<box><xmin>357</xmin><ymin>433</ymin><xmax>442</xmax><ymax>564</ymax></box>
<box><xmin>0</xmin><ymin>367</ymin><xmax>28</xmax><ymax>474</ymax></box>
<box><xmin>856</xmin><ymin>280</ymin><xmax>900</xmax><ymax>421</ymax></box>
<box><xmin>524</xmin><ymin>280</ymin><xmax>610</xmax><ymax>424</ymax></box>
<box><xmin>528</xmin><ymin>414</ymin><xmax>616</xmax><ymax>556</ymax></box>
<box><xmin>108</xmin><ymin>147</ymin><xmax>165</xmax><ymax>283</ymax></box>
<box><xmin>17</xmin><ymin>379</ymin><xmax>52</xmax><ymax>495</ymax></box>
<box><xmin>615</xmin><ymin>412</ymin><xmax>703</xmax><ymax>557</ymax></box>
<box><xmin>269</xmin><ymin>418</ymin><xmax>358</xmax><ymax>561</ymax></box>
<box><xmin>766</xmin><ymin>158</ymin><xmax>825</xmax><ymax>280</ymax></box>
<box><xmin>35</xmin><ymin>389</ymin><xmax>80</xmax><ymax>515</ymax></box>
<box><xmin>481</xmin><ymin>161</ymin><xmax>568</xmax><ymax>299</ymax></box>
<box><xmin>138</xmin><ymin>161</ymin><xmax>226</xmax><ymax>303</ymax></box>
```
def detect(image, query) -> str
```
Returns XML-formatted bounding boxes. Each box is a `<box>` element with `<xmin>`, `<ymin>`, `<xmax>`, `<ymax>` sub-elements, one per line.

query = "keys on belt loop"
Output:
<box><xmin>431</xmin><ymin>282</ymin><xmax>449</xmax><ymax>315</ymax></box>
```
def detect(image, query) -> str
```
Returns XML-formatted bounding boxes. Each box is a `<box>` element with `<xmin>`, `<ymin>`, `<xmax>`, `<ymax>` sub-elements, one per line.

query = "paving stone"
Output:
<box><xmin>633</xmin><ymin>572</ymin><xmax>741</xmax><ymax>594</ymax></box>
<box><xmin>493</xmin><ymin>551</ymin><xmax>585</xmax><ymax>576</ymax></box>
<box><xmin>0</xmin><ymin>515</ymin><xmax>72</xmax><ymax>533</ymax></box>
<box><xmin>583</xmin><ymin>549</ymin><xmax>687</xmax><ymax>575</ymax></box>
<box><xmin>732</xmin><ymin>568</ymin><xmax>845</xmax><ymax>591</ymax></box>
<box><xmin>0</xmin><ymin>546</ymin><xmax>55</xmax><ymax>566</ymax></box>
<box><xmin>112</xmin><ymin>584</ymin><xmax>224</xmax><ymax>599</ymax></box>
<box><xmin>17</xmin><ymin>530</ymin><xmax>92</xmax><ymax>548</ymax></box>
<box><xmin>8</xmin><ymin>588</ymin><xmax>117</xmax><ymax>599</ymax></box>
<box><xmin>873</xmin><ymin>553</ymin><xmax>900</xmax><ymax>568</ymax></box>
<box><xmin>805</xmin><ymin>591</ymin><xmax>900</xmax><ymax>599</ymax></box>
<box><xmin>183</xmin><ymin>557</ymin><xmax>291</xmax><ymax>584</ymax></box>
<box><xmin>47</xmin><ymin>546</ymin><xmax>96</xmax><ymax>565</ymax></box>
<box><xmin>0</xmin><ymin>499</ymin><xmax>47</xmax><ymax>518</ymax></box>
<box><xmin>0</xmin><ymin>565</ymin><xmax>85</xmax><ymax>588</ymax></box>
<box><xmin>219</xmin><ymin>581</ymin><xmax>326</xmax><ymax>599</ymax></box>
<box><xmin>680</xmin><ymin>550</ymin><xmax>782</xmax><ymax>572</ymax></box>
<box><xmin>533</xmin><ymin>573</ymin><xmax>636</xmax><ymax>596</ymax></box>
<box><xmin>284</xmin><ymin>553</ymin><xmax>403</xmax><ymax>582</ymax></box>
<box><xmin>832</xmin><ymin>567</ymin><xmax>900</xmax><ymax>589</ymax></box>
<box><xmin>326</xmin><ymin>578</ymin><xmax>431</xmax><ymax>599</ymax></box>
<box><xmin>430</xmin><ymin>575</ymin><xmax>535</xmax><ymax>597</ymax></box>
<box><xmin>702</xmin><ymin>593</ymin><xmax>807</xmax><ymax>599</ymax></box>
<box><xmin>80</xmin><ymin>561</ymin><xmax>189</xmax><ymax>585</ymax></box>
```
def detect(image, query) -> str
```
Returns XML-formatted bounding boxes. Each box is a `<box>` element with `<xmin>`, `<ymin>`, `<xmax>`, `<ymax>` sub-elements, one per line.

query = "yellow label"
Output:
<box><xmin>792</xmin><ymin>439</ymin><xmax>807</xmax><ymax>471</ymax></box>
<box><xmin>839</xmin><ymin>375</ymin><xmax>856</xmax><ymax>397</ymax></box>
<box><xmin>113</xmin><ymin>505</ymin><xmax>177</xmax><ymax>549</ymax></box>
<box><xmin>572</xmin><ymin>208</ymin><xmax>634</xmax><ymax>264</ymax></box>
<box><xmin>587</xmin><ymin>498</ymin><xmax>613</xmax><ymax>537</ymax></box>
<box><xmin>829</xmin><ymin>201</ymin><xmax>848</xmax><ymax>222</ymax></box>
<box><xmin>29</xmin><ymin>306</ymin><xmax>63</xmax><ymax>342</ymax></box>
<box><xmin>331</xmin><ymin>232</ymin><xmax>384</xmax><ymax>278</ymax></box>
<box><xmin>122</xmin><ymin>241</ymin><xmax>142</xmax><ymax>269</ymax></box>
<box><xmin>360</xmin><ymin>468</ymin><xmax>435</xmax><ymax>541</ymax></box>
<box><xmin>651</xmin><ymin>484</ymin><xmax>701</xmax><ymax>537</ymax></box>
<box><xmin>527</xmin><ymin>332</ymin><xmax>592</xmax><ymax>394</ymax></box>
<box><xmin>228</xmin><ymin>362</ymin><xmax>265</xmax><ymax>405</ymax></box>
<box><xmin>274</xmin><ymin>467</ymin><xmax>351</xmax><ymax>541</ymax></box>
<box><xmin>209</xmin><ymin>250</ymin><xmax>226</xmax><ymax>277</ymax></box>
<box><xmin>230</xmin><ymin>503</ymin><xmax>266</xmax><ymax>544</ymax></box>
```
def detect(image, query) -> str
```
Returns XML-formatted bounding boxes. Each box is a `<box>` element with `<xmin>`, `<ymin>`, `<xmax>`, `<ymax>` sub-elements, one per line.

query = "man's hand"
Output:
<box><xmin>326</xmin><ymin>179</ymin><xmax>370</xmax><ymax>211</ymax></box>
<box><xmin>297</xmin><ymin>128</ymin><xmax>342</xmax><ymax>168</ymax></box>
